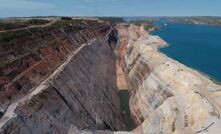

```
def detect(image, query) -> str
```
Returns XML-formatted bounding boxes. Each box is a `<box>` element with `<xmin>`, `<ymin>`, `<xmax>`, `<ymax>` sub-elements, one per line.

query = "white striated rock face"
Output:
<box><xmin>117</xmin><ymin>24</ymin><xmax>221</xmax><ymax>134</ymax></box>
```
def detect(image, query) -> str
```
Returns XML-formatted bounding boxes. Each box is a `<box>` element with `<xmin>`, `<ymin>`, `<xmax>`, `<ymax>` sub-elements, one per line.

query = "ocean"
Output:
<box><xmin>151</xmin><ymin>22</ymin><xmax>221</xmax><ymax>83</ymax></box>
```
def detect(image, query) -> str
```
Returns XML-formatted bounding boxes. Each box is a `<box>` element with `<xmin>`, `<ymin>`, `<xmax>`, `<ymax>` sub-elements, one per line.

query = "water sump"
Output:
<box><xmin>116</xmin><ymin>59</ymin><xmax>137</xmax><ymax>131</ymax></box>
<box><xmin>119</xmin><ymin>90</ymin><xmax>136</xmax><ymax>131</ymax></box>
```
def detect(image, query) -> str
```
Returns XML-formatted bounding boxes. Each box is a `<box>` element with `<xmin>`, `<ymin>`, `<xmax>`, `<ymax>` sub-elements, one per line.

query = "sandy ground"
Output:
<box><xmin>116</xmin><ymin>60</ymin><xmax>128</xmax><ymax>90</ymax></box>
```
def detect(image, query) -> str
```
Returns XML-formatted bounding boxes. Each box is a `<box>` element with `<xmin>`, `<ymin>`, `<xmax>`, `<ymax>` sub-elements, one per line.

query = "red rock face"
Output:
<box><xmin>0</xmin><ymin>20</ymin><xmax>110</xmax><ymax>110</ymax></box>
<box><xmin>0</xmin><ymin>20</ymin><xmax>126</xmax><ymax>134</ymax></box>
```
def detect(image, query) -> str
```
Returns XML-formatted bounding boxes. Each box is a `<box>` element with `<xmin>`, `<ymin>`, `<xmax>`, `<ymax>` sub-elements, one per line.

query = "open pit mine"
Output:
<box><xmin>0</xmin><ymin>19</ymin><xmax>221</xmax><ymax>134</ymax></box>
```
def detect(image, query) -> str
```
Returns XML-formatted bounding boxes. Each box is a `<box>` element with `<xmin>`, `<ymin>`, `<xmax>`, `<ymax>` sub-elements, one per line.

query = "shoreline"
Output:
<box><xmin>150</xmin><ymin>27</ymin><xmax>221</xmax><ymax>86</ymax></box>
<box><xmin>194</xmin><ymin>68</ymin><xmax>221</xmax><ymax>85</ymax></box>
<box><xmin>117</xmin><ymin>24</ymin><xmax>221</xmax><ymax>133</ymax></box>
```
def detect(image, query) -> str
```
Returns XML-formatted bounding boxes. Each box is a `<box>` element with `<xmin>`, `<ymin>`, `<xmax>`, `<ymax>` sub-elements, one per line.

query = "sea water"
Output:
<box><xmin>152</xmin><ymin>22</ymin><xmax>221</xmax><ymax>83</ymax></box>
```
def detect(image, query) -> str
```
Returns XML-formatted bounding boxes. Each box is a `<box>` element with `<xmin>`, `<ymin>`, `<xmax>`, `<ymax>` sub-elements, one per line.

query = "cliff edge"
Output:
<box><xmin>116</xmin><ymin>24</ymin><xmax>221</xmax><ymax>134</ymax></box>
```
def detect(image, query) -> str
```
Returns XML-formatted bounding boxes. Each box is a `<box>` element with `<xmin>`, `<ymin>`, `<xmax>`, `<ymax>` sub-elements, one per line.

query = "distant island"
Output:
<box><xmin>124</xmin><ymin>16</ymin><xmax>221</xmax><ymax>26</ymax></box>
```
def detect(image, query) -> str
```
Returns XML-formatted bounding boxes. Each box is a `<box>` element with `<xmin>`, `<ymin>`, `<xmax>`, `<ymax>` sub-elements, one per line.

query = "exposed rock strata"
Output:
<box><xmin>117</xmin><ymin>24</ymin><xmax>221</xmax><ymax>134</ymax></box>
<box><xmin>1</xmin><ymin>20</ymin><xmax>221</xmax><ymax>134</ymax></box>
<box><xmin>0</xmin><ymin>20</ymin><xmax>110</xmax><ymax>111</ymax></box>
<box><xmin>0</xmin><ymin>20</ymin><xmax>125</xmax><ymax>133</ymax></box>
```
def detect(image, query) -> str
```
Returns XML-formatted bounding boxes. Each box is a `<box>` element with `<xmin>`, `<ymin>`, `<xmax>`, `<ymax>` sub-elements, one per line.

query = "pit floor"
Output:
<box><xmin>119</xmin><ymin>90</ymin><xmax>136</xmax><ymax>131</ymax></box>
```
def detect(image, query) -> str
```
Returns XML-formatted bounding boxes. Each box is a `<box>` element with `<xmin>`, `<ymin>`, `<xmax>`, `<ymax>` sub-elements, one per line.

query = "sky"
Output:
<box><xmin>0</xmin><ymin>0</ymin><xmax>221</xmax><ymax>18</ymax></box>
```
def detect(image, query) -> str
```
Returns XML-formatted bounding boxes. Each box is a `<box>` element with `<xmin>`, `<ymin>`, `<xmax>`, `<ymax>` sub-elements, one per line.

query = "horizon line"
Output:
<box><xmin>1</xmin><ymin>15</ymin><xmax>221</xmax><ymax>19</ymax></box>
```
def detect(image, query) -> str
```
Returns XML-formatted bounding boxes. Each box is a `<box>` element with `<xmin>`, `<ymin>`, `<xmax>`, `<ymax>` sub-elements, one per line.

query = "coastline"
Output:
<box><xmin>150</xmin><ymin>27</ymin><xmax>221</xmax><ymax>86</ymax></box>
<box><xmin>159</xmin><ymin>37</ymin><xmax>221</xmax><ymax>86</ymax></box>
<box><xmin>194</xmin><ymin>68</ymin><xmax>221</xmax><ymax>85</ymax></box>
<box><xmin>117</xmin><ymin>24</ymin><xmax>221</xmax><ymax>133</ymax></box>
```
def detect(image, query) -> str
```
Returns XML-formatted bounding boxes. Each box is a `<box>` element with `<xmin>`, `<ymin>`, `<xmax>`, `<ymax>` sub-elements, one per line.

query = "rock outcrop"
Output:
<box><xmin>117</xmin><ymin>24</ymin><xmax>221</xmax><ymax>134</ymax></box>
<box><xmin>0</xmin><ymin>20</ymin><xmax>125</xmax><ymax>133</ymax></box>
<box><xmin>0</xmin><ymin>20</ymin><xmax>109</xmax><ymax>111</ymax></box>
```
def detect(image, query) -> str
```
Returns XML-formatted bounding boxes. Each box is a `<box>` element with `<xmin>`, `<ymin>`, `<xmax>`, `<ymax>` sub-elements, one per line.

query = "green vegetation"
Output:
<box><xmin>129</xmin><ymin>19</ymin><xmax>160</xmax><ymax>31</ymax></box>
<box><xmin>98</xmin><ymin>17</ymin><xmax>126</xmax><ymax>23</ymax></box>
<box><xmin>0</xmin><ymin>21</ymin><xmax>24</xmax><ymax>31</ymax></box>
<box><xmin>0</xmin><ymin>19</ymin><xmax>102</xmax><ymax>70</ymax></box>
<box><xmin>24</xmin><ymin>19</ymin><xmax>49</xmax><ymax>25</ymax></box>
<box><xmin>0</xmin><ymin>19</ymin><xmax>94</xmax><ymax>44</ymax></box>
<box><xmin>61</xmin><ymin>17</ymin><xmax>73</xmax><ymax>20</ymax></box>
<box><xmin>0</xmin><ymin>30</ymin><xmax>22</xmax><ymax>42</ymax></box>
<box><xmin>48</xmin><ymin>19</ymin><xmax>85</xmax><ymax>31</ymax></box>
<box><xmin>129</xmin><ymin>19</ymin><xmax>153</xmax><ymax>25</ymax></box>
<box><xmin>49</xmin><ymin>20</ymin><xmax>75</xmax><ymax>28</ymax></box>
<box><xmin>0</xmin><ymin>19</ymin><xmax>50</xmax><ymax>31</ymax></box>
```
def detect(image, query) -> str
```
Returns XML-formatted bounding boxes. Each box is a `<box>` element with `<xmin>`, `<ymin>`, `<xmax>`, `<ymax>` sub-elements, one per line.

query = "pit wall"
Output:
<box><xmin>0</xmin><ymin>29</ymin><xmax>125</xmax><ymax>134</ymax></box>
<box><xmin>0</xmin><ymin>20</ymin><xmax>110</xmax><ymax>111</ymax></box>
<box><xmin>0</xmin><ymin>21</ymin><xmax>126</xmax><ymax>133</ymax></box>
<box><xmin>117</xmin><ymin>24</ymin><xmax>221</xmax><ymax>134</ymax></box>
